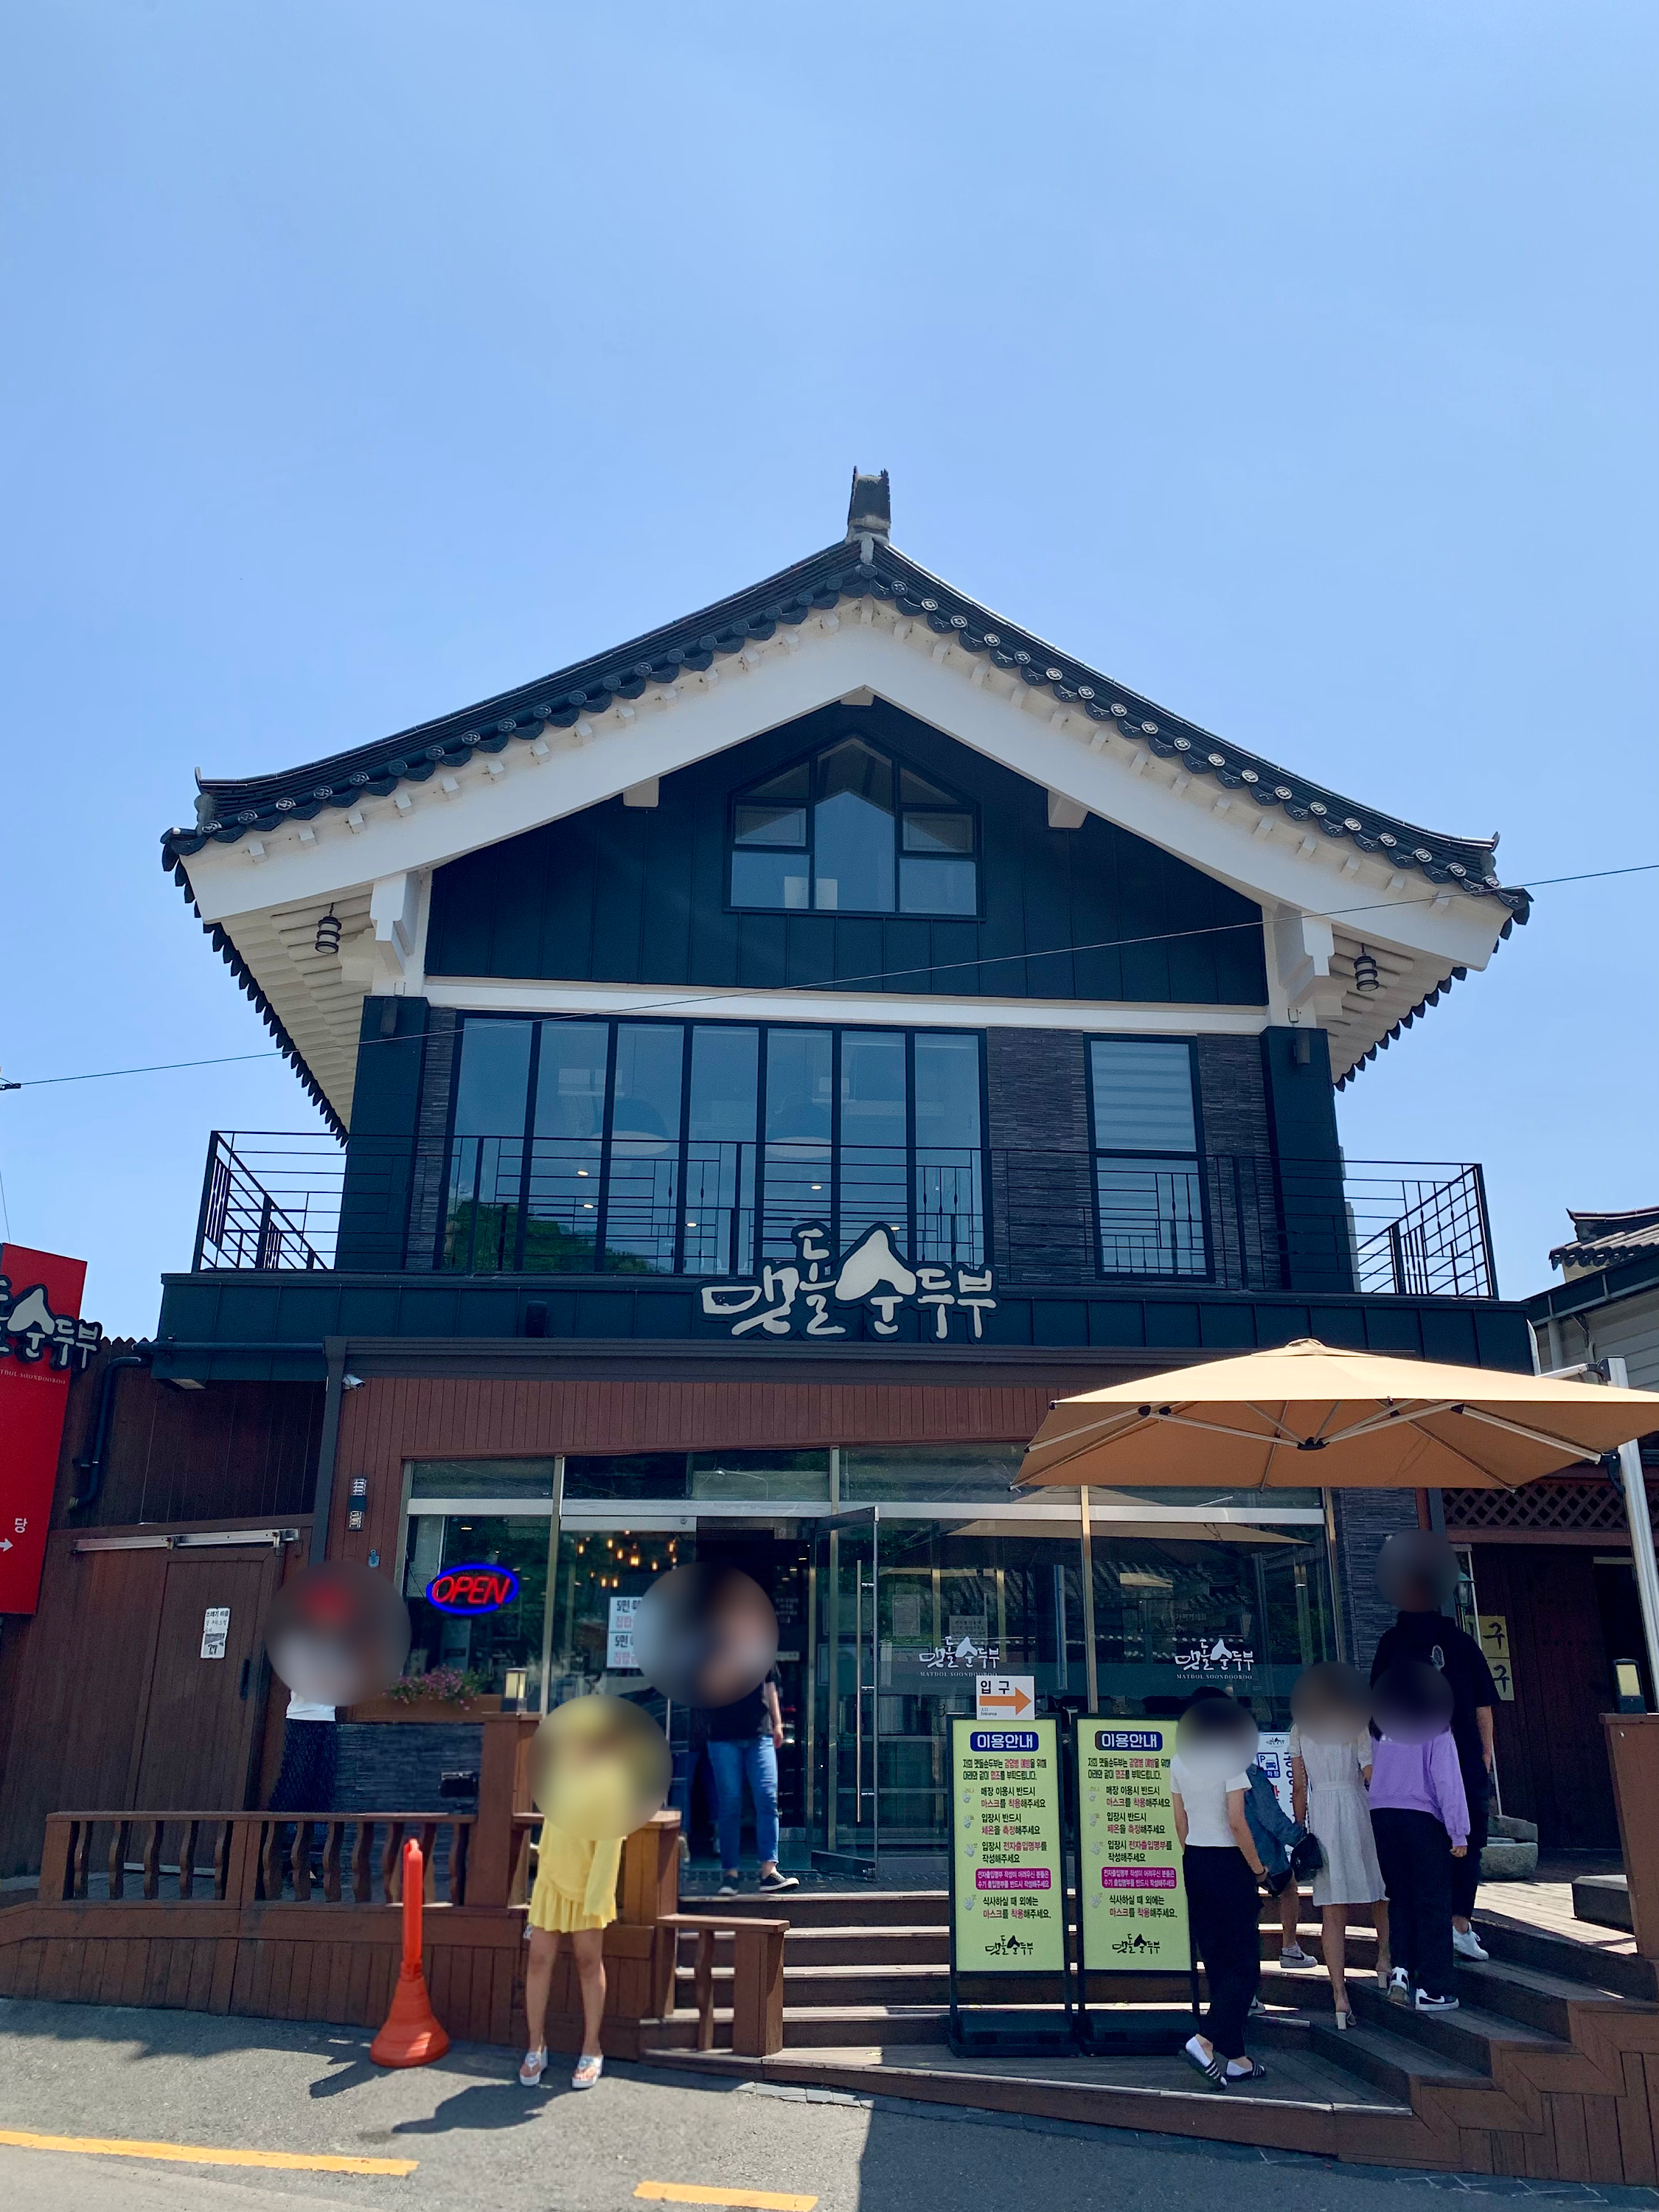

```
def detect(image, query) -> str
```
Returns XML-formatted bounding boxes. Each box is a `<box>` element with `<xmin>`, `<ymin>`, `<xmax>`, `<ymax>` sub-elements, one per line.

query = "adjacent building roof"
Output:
<box><xmin>1551</xmin><ymin>1207</ymin><xmax>1659</xmax><ymax>1276</ymax></box>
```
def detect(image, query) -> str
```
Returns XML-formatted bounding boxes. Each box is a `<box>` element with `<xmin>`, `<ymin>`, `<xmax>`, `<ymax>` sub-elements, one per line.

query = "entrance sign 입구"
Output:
<box><xmin>975</xmin><ymin>1673</ymin><xmax>1034</xmax><ymax>1719</ymax></box>
<box><xmin>1075</xmin><ymin>1720</ymin><xmax>1190</xmax><ymax>1972</ymax></box>
<box><xmin>949</xmin><ymin>1717</ymin><xmax>1064</xmax><ymax>1972</ymax></box>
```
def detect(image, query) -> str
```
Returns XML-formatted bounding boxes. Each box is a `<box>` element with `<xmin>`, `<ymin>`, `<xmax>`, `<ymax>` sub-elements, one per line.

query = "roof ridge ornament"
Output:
<box><xmin>846</xmin><ymin>466</ymin><xmax>891</xmax><ymax>543</ymax></box>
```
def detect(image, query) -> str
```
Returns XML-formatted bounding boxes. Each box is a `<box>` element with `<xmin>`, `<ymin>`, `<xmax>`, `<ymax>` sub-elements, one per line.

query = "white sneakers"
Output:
<box><xmin>1279</xmin><ymin>1944</ymin><xmax>1316</xmax><ymax>1971</ymax></box>
<box><xmin>1388</xmin><ymin>1967</ymin><xmax>1411</xmax><ymax>2006</ymax></box>
<box><xmin>1415</xmin><ymin>1989</ymin><xmax>1461</xmax><ymax>2012</ymax></box>
<box><xmin>1453</xmin><ymin>1926</ymin><xmax>1489</xmax><ymax>1961</ymax></box>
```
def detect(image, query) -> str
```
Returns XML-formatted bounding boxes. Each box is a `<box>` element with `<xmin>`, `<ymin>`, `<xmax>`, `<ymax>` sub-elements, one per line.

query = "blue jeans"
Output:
<box><xmin>708</xmin><ymin>1736</ymin><xmax>779</xmax><ymax>1871</ymax></box>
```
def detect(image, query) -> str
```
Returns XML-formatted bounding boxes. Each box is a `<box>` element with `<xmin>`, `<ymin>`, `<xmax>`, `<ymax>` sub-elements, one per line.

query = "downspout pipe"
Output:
<box><xmin>69</xmin><ymin>1346</ymin><xmax>154</xmax><ymax>1513</ymax></box>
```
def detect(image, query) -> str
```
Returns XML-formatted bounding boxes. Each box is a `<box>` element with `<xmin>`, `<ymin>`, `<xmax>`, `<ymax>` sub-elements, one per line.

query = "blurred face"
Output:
<box><xmin>1175</xmin><ymin>1694</ymin><xmax>1259</xmax><ymax>1778</ymax></box>
<box><xmin>265</xmin><ymin>1562</ymin><xmax>411</xmax><ymax>1707</ymax></box>
<box><xmin>1290</xmin><ymin>1660</ymin><xmax>1371</xmax><ymax>1745</ymax></box>
<box><xmin>1377</xmin><ymin>1529</ymin><xmax>1458</xmax><ymax>1614</ymax></box>
<box><xmin>1372</xmin><ymin>1660</ymin><xmax>1455</xmax><ymax>1744</ymax></box>
<box><xmin>530</xmin><ymin>1694</ymin><xmax>672</xmax><ymax>1840</ymax></box>
<box><xmin>631</xmin><ymin>1565</ymin><xmax>778</xmax><ymax>1708</ymax></box>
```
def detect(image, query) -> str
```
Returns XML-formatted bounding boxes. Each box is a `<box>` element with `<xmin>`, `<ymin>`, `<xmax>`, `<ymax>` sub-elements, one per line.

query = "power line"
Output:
<box><xmin>3</xmin><ymin>857</ymin><xmax>1655</xmax><ymax>1092</ymax></box>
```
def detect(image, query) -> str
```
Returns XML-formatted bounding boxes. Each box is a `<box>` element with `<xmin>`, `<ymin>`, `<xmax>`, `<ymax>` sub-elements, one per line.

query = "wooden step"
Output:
<box><xmin>678</xmin><ymin>1959</ymin><xmax>952</xmax><ymax>2009</ymax></box>
<box><xmin>1347</xmin><ymin>1980</ymin><xmax>1568</xmax><ymax>2076</ymax></box>
<box><xmin>781</xmin><ymin>1924</ymin><xmax>950</xmax><ymax>1966</ymax></box>
<box><xmin>685</xmin><ymin>1888</ymin><xmax>949</xmax><ymax>1928</ymax></box>
<box><xmin>1455</xmin><ymin>1954</ymin><xmax>1638</xmax><ymax>2040</ymax></box>
<box><xmin>1300</xmin><ymin>2014</ymin><xmax>1490</xmax><ymax>2105</ymax></box>
<box><xmin>1472</xmin><ymin>1910</ymin><xmax>1658</xmax><ymax>2003</ymax></box>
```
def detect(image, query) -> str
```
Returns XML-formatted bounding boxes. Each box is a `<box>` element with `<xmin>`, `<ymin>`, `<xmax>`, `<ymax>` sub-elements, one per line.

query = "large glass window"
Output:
<box><xmin>442</xmin><ymin>1017</ymin><xmax>985</xmax><ymax>1275</ymax></box>
<box><xmin>1089</xmin><ymin>1037</ymin><xmax>1207</xmax><ymax>1278</ymax></box>
<box><xmin>729</xmin><ymin>736</ymin><xmax>978</xmax><ymax>917</ymax></box>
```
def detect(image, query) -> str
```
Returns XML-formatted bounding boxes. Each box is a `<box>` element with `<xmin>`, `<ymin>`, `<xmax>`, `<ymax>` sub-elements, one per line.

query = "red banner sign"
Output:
<box><xmin>0</xmin><ymin>1245</ymin><xmax>96</xmax><ymax>1615</ymax></box>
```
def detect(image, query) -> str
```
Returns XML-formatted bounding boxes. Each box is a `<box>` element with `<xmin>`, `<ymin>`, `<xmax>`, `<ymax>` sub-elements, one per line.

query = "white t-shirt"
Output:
<box><xmin>285</xmin><ymin>1694</ymin><xmax>337</xmax><ymax>1722</ymax></box>
<box><xmin>1169</xmin><ymin>1755</ymin><xmax>1250</xmax><ymax>1848</ymax></box>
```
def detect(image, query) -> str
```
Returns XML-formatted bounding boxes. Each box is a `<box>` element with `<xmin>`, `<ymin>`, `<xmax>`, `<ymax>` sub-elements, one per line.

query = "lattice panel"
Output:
<box><xmin>1443</xmin><ymin>1478</ymin><xmax>1655</xmax><ymax>1535</ymax></box>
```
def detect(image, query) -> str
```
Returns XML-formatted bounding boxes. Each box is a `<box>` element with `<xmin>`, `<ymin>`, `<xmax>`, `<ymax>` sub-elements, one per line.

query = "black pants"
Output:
<box><xmin>1183</xmin><ymin>1845</ymin><xmax>1261</xmax><ymax>2060</ymax></box>
<box><xmin>268</xmin><ymin>1719</ymin><xmax>338</xmax><ymax>1812</ymax></box>
<box><xmin>1373</xmin><ymin>1808</ymin><xmax>1455</xmax><ymax>2000</ymax></box>
<box><xmin>1451</xmin><ymin>1769</ymin><xmax>1489</xmax><ymax>1921</ymax></box>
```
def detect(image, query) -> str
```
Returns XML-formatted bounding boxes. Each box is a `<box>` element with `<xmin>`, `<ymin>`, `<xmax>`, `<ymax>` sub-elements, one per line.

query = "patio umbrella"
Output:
<box><xmin>1016</xmin><ymin>1337</ymin><xmax>1659</xmax><ymax>1493</ymax></box>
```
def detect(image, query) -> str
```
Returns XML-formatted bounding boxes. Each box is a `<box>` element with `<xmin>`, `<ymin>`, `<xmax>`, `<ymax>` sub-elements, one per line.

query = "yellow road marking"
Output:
<box><xmin>0</xmin><ymin>2127</ymin><xmax>417</xmax><ymax>2177</ymax></box>
<box><xmin>636</xmin><ymin>2186</ymin><xmax>818</xmax><ymax>2211</ymax></box>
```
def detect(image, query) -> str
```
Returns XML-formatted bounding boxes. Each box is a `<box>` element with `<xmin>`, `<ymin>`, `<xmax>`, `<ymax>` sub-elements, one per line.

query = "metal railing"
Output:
<box><xmin>189</xmin><ymin>1131</ymin><xmax>1496</xmax><ymax>1298</ymax></box>
<box><xmin>194</xmin><ymin>1131</ymin><xmax>344</xmax><ymax>1270</ymax></box>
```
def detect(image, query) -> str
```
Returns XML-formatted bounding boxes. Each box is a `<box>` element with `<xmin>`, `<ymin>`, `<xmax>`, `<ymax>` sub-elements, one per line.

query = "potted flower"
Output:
<box><xmin>347</xmin><ymin>1666</ymin><xmax>503</xmax><ymax>1721</ymax></box>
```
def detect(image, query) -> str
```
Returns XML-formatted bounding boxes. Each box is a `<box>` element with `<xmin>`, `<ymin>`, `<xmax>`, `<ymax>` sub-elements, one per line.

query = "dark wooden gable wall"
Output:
<box><xmin>425</xmin><ymin>701</ymin><xmax>1268</xmax><ymax>1006</ymax></box>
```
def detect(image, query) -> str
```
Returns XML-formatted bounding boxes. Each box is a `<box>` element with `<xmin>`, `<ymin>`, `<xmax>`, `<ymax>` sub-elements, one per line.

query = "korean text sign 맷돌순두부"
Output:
<box><xmin>949</xmin><ymin>1717</ymin><xmax>1065</xmax><ymax>1972</ymax></box>
<box><xmin>1076</xmin><ymin>1721</ymin><xmax>1191</xmax><ymax>1972</ymax></box>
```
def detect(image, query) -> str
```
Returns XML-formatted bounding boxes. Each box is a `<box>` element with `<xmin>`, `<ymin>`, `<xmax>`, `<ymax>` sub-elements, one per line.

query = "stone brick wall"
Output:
<box><xmin>985</xmin><ymin>1029</ymin><xmax>1094</xmax><ymax>1285</ymax></box>
<box><xmin>1334</xmin><ymin>1488</ymin><xmax>1423</xmax><ymax>1668</ymax></box>
<box><xmin>404</xmin><ymin>1010</ymin><xmax>459</xmax><ymax>1272</ymax></box>
<box><xmin>335</xmin><ymin>1720</ymin><xmax>481</xmax><ymax>1813</ymax></box>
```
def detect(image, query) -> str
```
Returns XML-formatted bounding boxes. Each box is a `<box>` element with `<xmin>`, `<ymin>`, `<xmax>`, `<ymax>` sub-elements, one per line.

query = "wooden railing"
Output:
<box><xmin>661</xmin><ymin>1912</ymin><xmax>787</xmax><ymax>2058</ymax></box>
<box><xmin>41</xmin><ymin>1812</ymin><xmax>475</xmax><ymax>1910</ymax></box>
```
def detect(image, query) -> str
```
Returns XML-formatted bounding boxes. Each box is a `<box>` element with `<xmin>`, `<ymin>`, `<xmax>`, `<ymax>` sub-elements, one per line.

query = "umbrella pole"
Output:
<box><xmin>1607</xmin><ymin>1358</ymin><xmax>1659</xmax><ymax>1705</ymax></box>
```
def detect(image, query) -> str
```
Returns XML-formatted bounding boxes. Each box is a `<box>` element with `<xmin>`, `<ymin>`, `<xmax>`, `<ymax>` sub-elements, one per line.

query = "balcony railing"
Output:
<box><xmin>194</xmin><ymin>1130</ymin><xmax>345</xmax><ymax>1272</ymax></box>
<box><xmin>189</xmin><ymin>1129</ymin><xmax>1496</xmax><ymax>1298</ymax></box>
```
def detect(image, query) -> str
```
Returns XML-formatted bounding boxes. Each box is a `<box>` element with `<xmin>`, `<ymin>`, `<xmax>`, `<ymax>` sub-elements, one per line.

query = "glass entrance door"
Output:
<box><xmin>812</xmin><ymin>1509</ymin><xmax>880</xmax><ymax>1867</ymax></box>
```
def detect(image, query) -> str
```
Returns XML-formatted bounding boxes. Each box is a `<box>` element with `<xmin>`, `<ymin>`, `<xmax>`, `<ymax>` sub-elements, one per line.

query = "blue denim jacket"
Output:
<box><xmin>1243</xmin><ymin>1760</ymin><xmax>1302</xmax><ymax>1882</ymax></box>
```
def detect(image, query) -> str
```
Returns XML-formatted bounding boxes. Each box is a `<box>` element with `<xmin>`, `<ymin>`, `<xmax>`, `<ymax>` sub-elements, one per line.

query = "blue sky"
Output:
<box><xmin>1</xmin><ymin>2</ymin><xmax>1654</xmax><ymax>1336</ymax></box>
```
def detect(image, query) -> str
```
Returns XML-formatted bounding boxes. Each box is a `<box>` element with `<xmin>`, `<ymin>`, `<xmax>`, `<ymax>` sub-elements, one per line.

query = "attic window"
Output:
<box><xmin>729</xmin><ymin>738</ymin><xmax>978</xmax><ymax>917</ymax></box>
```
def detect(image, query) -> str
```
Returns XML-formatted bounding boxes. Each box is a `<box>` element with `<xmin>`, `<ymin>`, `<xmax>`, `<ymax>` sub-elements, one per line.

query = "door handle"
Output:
<box><xmin>238</xmin><ymin>1658</ymin><xmax>252</xmax><ymax>1700</ymax></box>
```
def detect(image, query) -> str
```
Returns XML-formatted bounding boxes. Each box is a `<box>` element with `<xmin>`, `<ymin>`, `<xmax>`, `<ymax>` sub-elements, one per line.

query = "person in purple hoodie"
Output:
<box><xmin>1368</xmin><ymin>1661</ymin><xmax>1470</xmax><ymax>2013</ymax></box>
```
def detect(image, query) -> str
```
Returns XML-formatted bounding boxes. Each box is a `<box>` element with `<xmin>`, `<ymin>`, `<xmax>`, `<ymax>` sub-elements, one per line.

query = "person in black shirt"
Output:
<box><xmin>707</xmin><ymin>1663</ymin><xmax>799</xmax><ymax>1896</ymax></box>
<box><xmin>1371</xmin><ymin>1556</ymin><xmax>1498</xmax><ymax>1961</ymax></box>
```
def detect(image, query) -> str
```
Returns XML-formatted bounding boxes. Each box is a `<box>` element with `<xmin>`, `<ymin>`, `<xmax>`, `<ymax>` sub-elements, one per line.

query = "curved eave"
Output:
<box><xmin>168</xmin><ymin>863</ymin><xmax>347</xmax><ymax>1139</ymax></box>
<box><xmin>1332</xmin><ymin>910</ymin><xmax>1528</xmax><ymax>1090</ymax></box>
<box><xmin>161</xmin><ymin>538</ymin><xmax>1531</xmax><ymax>923</ymax></box>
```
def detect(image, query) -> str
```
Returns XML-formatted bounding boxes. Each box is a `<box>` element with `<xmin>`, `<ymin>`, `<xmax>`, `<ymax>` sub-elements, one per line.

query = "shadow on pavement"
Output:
<box><xmin>392</xmin><ymin>2081</ymin><xmax>548</xmax><ymax>2135</ymax></box>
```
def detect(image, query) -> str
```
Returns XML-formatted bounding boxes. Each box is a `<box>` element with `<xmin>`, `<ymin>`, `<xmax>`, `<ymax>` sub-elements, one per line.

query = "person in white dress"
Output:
<box><xmin>1288</xmin><ymin>1722</ymin><xmax>1390</xmax><ymax>2028</ymax></box>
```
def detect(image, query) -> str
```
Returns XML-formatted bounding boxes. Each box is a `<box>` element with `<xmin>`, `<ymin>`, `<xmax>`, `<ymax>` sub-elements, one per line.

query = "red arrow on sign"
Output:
<box><xmin>979</xmin><ymin>1689</ymin><xmax>1032</xmax><ymax>1715</ymax></box>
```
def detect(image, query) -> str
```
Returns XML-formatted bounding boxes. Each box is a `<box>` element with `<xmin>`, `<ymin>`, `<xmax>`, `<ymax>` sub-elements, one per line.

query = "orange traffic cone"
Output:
<box><xmin>370</xmin><ymin>1836</ymin><xmax>451</xmax><ymax>2067</ymax></box>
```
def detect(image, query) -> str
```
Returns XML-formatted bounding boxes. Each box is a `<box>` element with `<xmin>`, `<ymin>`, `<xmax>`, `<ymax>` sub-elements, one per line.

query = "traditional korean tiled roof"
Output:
<box><xmin>1550</xmin><ymin>1207</ymin><xmax>1659</xmax><ymax>1274</ymax></box>
<box><xmin>161</xmin><ymin>531</ymin><xmax>1531</xmax><ymax>922</ymax></box>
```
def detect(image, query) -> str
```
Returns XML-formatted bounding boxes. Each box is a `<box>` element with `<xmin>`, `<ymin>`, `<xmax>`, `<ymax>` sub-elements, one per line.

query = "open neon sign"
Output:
<box><xmin>425</xmin><ymin>1563</ymin><xmax>521</xmax><ymax>1616</ymax></box>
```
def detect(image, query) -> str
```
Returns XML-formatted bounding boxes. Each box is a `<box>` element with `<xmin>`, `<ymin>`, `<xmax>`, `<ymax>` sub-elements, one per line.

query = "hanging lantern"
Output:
<box><xmin>314</xmin><ymin>905</ymin><xmax>342</xmax><ymax>956</ymax></box>
<box><xmin>1352</xmin><ymin>945</ymin><xmax>1381</xmax><ymax>992</ymax></box>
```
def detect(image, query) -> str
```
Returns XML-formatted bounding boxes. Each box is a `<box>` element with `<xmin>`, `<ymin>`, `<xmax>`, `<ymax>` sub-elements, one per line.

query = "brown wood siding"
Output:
<box><xmin>51</xmin><ymin>1345</ymin><xmax>324</xmax><ymax>1528</ymax></box>
<box><xmin>329</xmin><ymin>1374</ymin><xmax>1068</xmax><ymax>1563</ymax></box>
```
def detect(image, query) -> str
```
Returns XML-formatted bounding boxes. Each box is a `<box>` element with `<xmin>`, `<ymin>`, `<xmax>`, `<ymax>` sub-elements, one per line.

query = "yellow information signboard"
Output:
<box><xmin>1075</xmin><ymin>1719</ymin><xmax>1190</xmax><ymax>1973</ymax></box>
<box><xmin>948</xmin><ymin>1716</ymin><xmax>1065</xmax><ymax>1972</ymax></box>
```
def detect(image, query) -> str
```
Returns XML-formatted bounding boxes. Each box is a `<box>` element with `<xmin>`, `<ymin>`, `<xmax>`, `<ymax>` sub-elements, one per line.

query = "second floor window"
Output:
<box><xmin>1089</xmin><ymin>1037</ymin><xmax>1208</xmax><ymax>1279</ymax></box>
<box><xmin>442</xmin><ymin>1015</ymin><xmax>985</xmax><ymax>1277</ymax></box>
<box><xmin>729</xmin><ymin>736</ymin><xmax>978</xmax><ymax>917</ymax></box>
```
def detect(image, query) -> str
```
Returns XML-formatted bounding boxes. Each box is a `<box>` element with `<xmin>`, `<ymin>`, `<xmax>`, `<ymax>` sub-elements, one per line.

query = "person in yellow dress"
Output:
<box><xmin>520</xmin><ymin>1820</ymin><xmax>621</xmax><ymax>2090</ymax></box>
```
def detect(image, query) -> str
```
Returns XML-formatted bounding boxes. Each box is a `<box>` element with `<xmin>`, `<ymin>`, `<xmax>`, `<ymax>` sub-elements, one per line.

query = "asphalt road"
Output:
<box><xmin>0</xmin><ymin>1997</ymin><xmax>1627</xmax><ymax>2212</ymax></box>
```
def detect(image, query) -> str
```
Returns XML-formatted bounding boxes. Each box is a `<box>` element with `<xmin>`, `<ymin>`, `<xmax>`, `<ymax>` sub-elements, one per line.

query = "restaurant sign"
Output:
<box><xmin>425</xmin><ymin>1564</ymin><xmax>521</xmax><ymax>1615</ymax></box>
<box><xmin>0</xmin><ymin>1246</ymin><xmax>102</xmax><ymax>1616</ymax></box>
<box><xmin>700</xmin><ymin>1222</ymin><xmax>997</xmax><ymax>1341</ymax></box>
